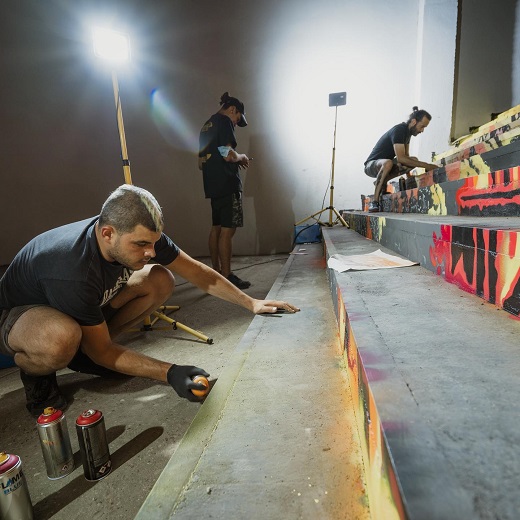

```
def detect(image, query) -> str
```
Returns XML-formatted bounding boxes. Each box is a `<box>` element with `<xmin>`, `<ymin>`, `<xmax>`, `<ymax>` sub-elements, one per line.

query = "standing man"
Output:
<box><xmin>364</xmin><ymin>107</ymin><xmax>438</xmax><ymax>212</ymax></box>
<box><xmin>199</xmin><ymin>92</ymin><xmax>251</xmax><ymax>289</ymax></box>
<box><xmin>0</xmin><ymin>184</ymin><xmax>300</xmax><ymax>416</ymax></box>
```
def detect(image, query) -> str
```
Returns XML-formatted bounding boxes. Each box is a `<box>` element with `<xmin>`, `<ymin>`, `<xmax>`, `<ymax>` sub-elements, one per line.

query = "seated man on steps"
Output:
<box><xmin>364</xmin><ymin>106</ymin><xmax>438</xmax><ymax>213</ymax></box>
<box><xmin>0</xmin><ymin>184</ymin><xmax>300</xmax><ymax>416</ymax></box>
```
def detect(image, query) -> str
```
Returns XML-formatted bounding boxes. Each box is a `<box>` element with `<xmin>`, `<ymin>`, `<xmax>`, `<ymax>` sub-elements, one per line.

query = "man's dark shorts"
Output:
<box><xmin>0</xmin><ymin>305</ymin><xmax>43</xmax><ymax>357</ymax></box>
<box><xmin>211</xmin><ymin>192</ymin><xmax>244</xmax><ymax>228</ymax></box>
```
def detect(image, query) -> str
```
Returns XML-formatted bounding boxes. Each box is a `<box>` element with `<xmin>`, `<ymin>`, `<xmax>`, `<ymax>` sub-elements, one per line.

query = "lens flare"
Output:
<box><xmin>150</xmin><ymin>89</ymin><xmax>197</xmax><ymax>151</ymax></box>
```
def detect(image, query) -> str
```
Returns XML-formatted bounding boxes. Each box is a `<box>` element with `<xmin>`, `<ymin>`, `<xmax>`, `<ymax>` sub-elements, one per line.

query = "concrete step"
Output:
<box><xmin>378</xmin><ymin>166</ymin><xmax>520</xmax><ymax>217</ymax></box>
<box><xmin>323</xmin><ymin>226</ymin><xmax>520</xmax><ymax>520</ymax></box>
<box><xmin>136</xmin><ymin>245</ymin><xmax>373</xmax><ymax>520</ymax></box>
<box><xmin>342</xmin><ymin>212</ymin><xmax>520</xmax><ymax>317</ymax></box>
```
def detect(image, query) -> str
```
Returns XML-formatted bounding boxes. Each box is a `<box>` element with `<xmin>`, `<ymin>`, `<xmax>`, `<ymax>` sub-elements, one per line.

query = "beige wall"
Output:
<box><xmin>1</xmin><ymin>0</ymin><xmax>459</xmax><ymax>264</ymax></box>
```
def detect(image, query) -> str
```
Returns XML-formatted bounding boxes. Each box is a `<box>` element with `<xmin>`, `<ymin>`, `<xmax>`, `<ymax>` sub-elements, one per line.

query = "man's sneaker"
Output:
<box><xmin>67</xmin><ymin>350</ymin><xmax>128</xmax><ymax>378</ymax></box>
<box><xmin>368</xmin><ymin>201</ymin><xmax>380</xmax><ymax>213</ymax></box>
<box><xmin>20</xmin><ymin>370</ymin><xmax>67</xmax><ymax>418</ymax></box>
<box><xmin>227</xmin><ymin>273</ymin><xmax>251</xmax><ymax>289</ymax></box>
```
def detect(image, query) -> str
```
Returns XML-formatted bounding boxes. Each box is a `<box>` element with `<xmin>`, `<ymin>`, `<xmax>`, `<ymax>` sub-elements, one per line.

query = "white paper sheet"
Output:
<box><xmin>327</xmin><ymin>249</ymin><xmax>418</xmax><ymax>272</ymax></box>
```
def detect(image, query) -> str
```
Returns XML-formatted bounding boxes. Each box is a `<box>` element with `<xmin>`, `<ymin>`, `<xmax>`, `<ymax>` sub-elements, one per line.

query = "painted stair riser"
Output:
<box><xmin>434</xmin><ymin>115</ymin><xmax>520</xmax><ymax>165</ymax></box>
<box><xmin>344</xmin><ymin>213</ymin><xmax>520</xmax><ymax>316</ymax></box>
<box><xmin>417</xmin><ymin>138</ymin><xmax>520</xmax><ymax>188</ymax></box>
<box><xmin>380</xmin><ymin>167</ymin><xmax>520</xmax><ymax>216</ymax></box>
<box><xmin>361</xmin><ymin>144</ymin><xmax>520</xmax><ymax>212</ymax></box>
<box><xmin>327</xmin><ymin>271</ymin><xmax>408</xmax><ymax>520</ymax></box>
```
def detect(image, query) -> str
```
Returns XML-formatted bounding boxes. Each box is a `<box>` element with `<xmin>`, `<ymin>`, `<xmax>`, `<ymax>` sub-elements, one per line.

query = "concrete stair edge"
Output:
<box><xmin>322</xmin><ymin>228</ymin><xmax>477</xmax><ymax>519</ymax></box>
<box><xmin>135</xmin><ymin>255</ymin><xmax>299</xmax><ymax>520</ymax></box>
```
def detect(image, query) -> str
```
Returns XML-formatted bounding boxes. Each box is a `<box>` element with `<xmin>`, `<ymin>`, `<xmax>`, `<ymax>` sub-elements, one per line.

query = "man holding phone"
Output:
<box><xmin>198</xmin><ymin>92</ymin><xmax>251</xmax><ymax>289</ymax></box>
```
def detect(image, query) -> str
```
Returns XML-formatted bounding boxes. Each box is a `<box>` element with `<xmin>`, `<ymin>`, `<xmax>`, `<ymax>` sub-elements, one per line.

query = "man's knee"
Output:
<box><xmin>220</xmin><ymin>227</ymin><xmax>236</xmax><ymax>239</ymax></box>
<box><xmin>209</xmin><ymin>225</ymin><xmax>221</xmax><ymax>238</ymax></box>
<box><xmin>9</xmin><ymin>308</ymin><xmax>81</xmax><ymax>368</ymax></box>
<box><xmin>147</xmin><ymin>265</ymin><xmax>175</xmax><ymax>299</ymax></box>
<box><xmin>379</xmin><ymin>160</ymin><xmax>395</xmax><ymax>177</ymax></box>
<box><xmin>39</xmin><ymin>317</ymin><xmax>82</xmax><ymax>369</ymax></box>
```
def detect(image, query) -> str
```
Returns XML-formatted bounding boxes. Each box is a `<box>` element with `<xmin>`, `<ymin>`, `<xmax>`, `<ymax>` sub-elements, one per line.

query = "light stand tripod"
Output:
<box><xmin>110</xmin><ymin>71</ymin><xmax>213</xmax><ymax>344</ymax></box>
<box><xmin>295</xmin><ymin>92</ymin><xmax>349</xmax><ymax>228</ymax></box>
<box><xmin>98</xmin><ymin>32</ymin><xmax>212</xmax><ymax>344</ymax></box>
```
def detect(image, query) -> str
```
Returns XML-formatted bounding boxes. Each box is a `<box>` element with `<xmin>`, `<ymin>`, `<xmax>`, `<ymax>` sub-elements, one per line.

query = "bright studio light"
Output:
<box><xmin>93</xmin><ymin>27</ymin><xmax>130</xmax><ymax>63</ymax></box>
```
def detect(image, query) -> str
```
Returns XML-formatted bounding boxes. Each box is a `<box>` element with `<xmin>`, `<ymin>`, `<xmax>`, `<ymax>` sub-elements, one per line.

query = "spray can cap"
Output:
<box><xmin>0</xmin><ymin>452</ymin><xmax>19</xmax><ymax>473</ymax></box>
<box><xmin>76</xmin><ymin>409</ymin><xmax>103</xmax><ymax>426</ymax></box>
<box><xmin>37</xmin><ymin>407</ymin><xmax>63</xmax><ymax>424</ymax></box>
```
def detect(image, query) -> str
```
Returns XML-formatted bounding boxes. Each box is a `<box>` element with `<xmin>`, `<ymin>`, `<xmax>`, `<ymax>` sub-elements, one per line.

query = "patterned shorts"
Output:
<box><xmin>211</xmin><ymin>192</ymin><xmax>244</xmax><ymax>228</ymax></box>
<box><xmin>364</xmin><ymin>158</ymin><xmax>400</xmax><ymax>178</ymax></box>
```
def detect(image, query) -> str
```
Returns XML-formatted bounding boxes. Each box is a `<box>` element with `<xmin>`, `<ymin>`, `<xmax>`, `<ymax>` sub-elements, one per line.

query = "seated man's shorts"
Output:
<box><xmin>364</xmin><ymin>158</ymin><xmax>400</xmax><ymax>178</ymax></box>
<box><xmin>211</xmin><ymin>192</ymin><xmax>244</xmax><ymax>228</ymax></box>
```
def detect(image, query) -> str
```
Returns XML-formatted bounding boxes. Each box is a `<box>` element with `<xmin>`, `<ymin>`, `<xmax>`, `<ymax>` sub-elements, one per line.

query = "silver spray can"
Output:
<box><xmin>0</xmin><ymin>452</ymin><xmax>34</xmax><ymax>520</ymax></box>
<box><xmin>76</xmin><ymin>409</ymin><xmax>112</xmax><ymax>481</ymax></box>
<box><xmin>36</xmin><ymin>407</ymin><xmax>75</xmax><ymax>480</ymax></box>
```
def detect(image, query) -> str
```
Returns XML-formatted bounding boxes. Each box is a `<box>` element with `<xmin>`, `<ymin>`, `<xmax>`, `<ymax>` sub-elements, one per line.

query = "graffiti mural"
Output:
<box><xmin>456</xmin><ymin>166</ymin><xmax>520</xmax><ymax>216</ymax></box>
<box><xmin>434</xmin><ymin>108</ymin><xmax>520</xmax><ymax>165</ymax></box>
<box><xmin>430</xmin><ymin>224</ymin><xmax>520</xmax><ymax>316</ymax></box>
<box><xmin>380</xmin><ymin>185</ymin><xmax>448</xmax><ymax>215</ymax></box>
<box><xmin>369</xmin><ymin>167</ymin><xmax>520</xmax><ymax>217</ymax></box>
<box><xmin>417</xmin><ymin>136</ymin><xmax>520</xmax><ymax>189</ymax></box>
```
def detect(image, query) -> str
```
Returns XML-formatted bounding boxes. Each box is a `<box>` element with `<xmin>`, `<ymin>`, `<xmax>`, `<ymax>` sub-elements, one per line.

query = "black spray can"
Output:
<box><xmin>0</xmin><ymin>452</ymin><xmax>34</xmax><ymax>520</ymax></box>
<box><xmin>75</xmin><ymin>409</ymin><xmax>112</xmax><ymax>481</ymax></box>
<box><xmin>36</xmin><ymin>407</ymin><xmax>75</xmax><ymax>479</ymax></box>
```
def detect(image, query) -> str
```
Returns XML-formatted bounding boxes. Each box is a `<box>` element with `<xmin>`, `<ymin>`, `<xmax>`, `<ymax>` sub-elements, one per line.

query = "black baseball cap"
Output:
<box><xmin>220</xmin><ymin>92</ymin><xmax>248</xmax><ymax>127</ymax></box>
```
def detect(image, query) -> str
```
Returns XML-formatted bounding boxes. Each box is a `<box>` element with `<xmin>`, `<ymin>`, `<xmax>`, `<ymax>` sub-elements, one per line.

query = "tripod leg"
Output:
<box><xmin>151</xmin><ymin>311</ymin><xmax>213</xmax><ymax>344</ymax></box>
<box><xmin>142</xmin><ymin>315</ymin><xmax>153</xmax><ymax>331</ymax></box>
<box><xmin>331</xmin><ymin>207</ymin><xmax>349</xmax><ymax>227</ymax></box>
<box><xmin>295</xmin><ymin>208</ymin><xmax>328</xmax><ymax>227</ymax></box>
<box><xmin>158</xmin><ymin>305</ymin><xmax>180</xmax><ymax>313</ymax></box>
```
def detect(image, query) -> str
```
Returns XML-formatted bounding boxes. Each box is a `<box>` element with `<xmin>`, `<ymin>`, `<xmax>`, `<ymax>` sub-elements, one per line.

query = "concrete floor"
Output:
<box><xmin>0</xmin><ymin>255</ymin><xmax>290</xmax><ymax>519</ymax></box>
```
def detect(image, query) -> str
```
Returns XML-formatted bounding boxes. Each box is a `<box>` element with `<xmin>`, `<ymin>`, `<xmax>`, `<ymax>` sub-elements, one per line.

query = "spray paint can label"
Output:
<box><xmin>36</xmin><ymin>407</ymin><xmax>75</xmax><ymax>480</ymax></box>
<box><xmin>0</xmin><ymin>452</ymin><xmax>34</xmax><ymax>520</ymax></box>
<box><xmin>75</xmin><ymin>409</ymin><xmax>112</xmax><ymax>481</ymax></box>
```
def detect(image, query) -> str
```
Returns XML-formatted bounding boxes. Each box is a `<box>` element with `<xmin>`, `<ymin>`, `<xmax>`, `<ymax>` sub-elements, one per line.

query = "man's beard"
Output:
<box><xmin>109</xmin><ymin>241</ymin><xmax>144</xmax><ymax>270</ymax></box>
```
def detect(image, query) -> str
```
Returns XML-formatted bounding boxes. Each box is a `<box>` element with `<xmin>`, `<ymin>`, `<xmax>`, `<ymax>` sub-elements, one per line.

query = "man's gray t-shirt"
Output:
<box><xmin>0</xmin><ymin>217</ymin><xmax>180</xmax><ymax>326</ymax></box>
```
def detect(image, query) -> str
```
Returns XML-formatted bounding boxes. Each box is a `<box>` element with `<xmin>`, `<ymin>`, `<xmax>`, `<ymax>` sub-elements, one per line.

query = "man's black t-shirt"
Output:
<box><xmin>0</xmin><ymin>217</ymin><xmax>180</xmax><ymax>326</ymax></box>
<box><xmin>365</xmin><ymin>122</ymin><xmax>411</xmax><ymax>164</ymax></box>
<box><xmin>199</xmin><ymin>113</ymin><xmax>241</xmax><ymax>199</ymax></box>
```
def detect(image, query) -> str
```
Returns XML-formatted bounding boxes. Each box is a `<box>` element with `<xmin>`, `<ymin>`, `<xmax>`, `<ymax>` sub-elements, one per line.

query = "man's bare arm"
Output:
<box><xmin>166</xmin><ymin>251</ymin><xmax>300</xmax><ymax>314</ymax></box>
<box><xmin>80</xmin><ymin>323</ymin><xmax>171</xmax><ymax>381</ymax></box>
<box><xmin>394</xmin><ymin>143</ymin><xmax>437</xmax><ymax>171</ymax></box>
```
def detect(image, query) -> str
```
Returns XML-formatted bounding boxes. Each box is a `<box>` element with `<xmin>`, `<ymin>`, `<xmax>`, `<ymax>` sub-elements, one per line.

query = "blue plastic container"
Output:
<box><xmin>0</xmin><ymin>353</ymin><xmax>16</xmax><ymax>369</ymax></box>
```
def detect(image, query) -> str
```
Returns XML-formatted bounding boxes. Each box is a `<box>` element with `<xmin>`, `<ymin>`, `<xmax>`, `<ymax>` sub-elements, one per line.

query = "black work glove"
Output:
<box><xmin>167</xmin><ymin>364</ymin><xmax>210</xmax><ymax>402</ymax></box>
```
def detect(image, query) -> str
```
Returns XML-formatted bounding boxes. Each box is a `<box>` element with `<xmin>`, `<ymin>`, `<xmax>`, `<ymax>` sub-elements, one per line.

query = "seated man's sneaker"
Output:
<box><xmin>227</xmin><ymin>273</ymin><xmax>251</xmax><ymax>290</ymax></box>
<box><xmin>368</xmin><ymin>201</ymin><xmax>380</xmax><ymax>213</ymax></box>
<box><xmin>20</xmin><ymin>370</ymin><xmax>67</xmax><ymax>418</ymax></box>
